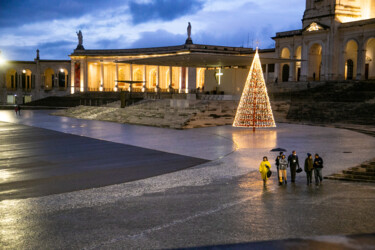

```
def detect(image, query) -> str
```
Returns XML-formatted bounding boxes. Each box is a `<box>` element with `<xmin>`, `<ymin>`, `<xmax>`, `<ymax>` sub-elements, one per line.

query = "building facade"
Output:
<box><xmin>69</xmin><ymin>45</ymin><xmax>207</xmax><ymax>94</ymax></box>
<box><xmin>1</xmin><ymin>0</ymin><xmax>374</xmax><ymax>104</ymax></box>
<box><xmin>0</xmin><ymin>50</ymin><xmax>70</xmax><ymax>104</ymax></box>
<box><xmin>273</xmin><ymin>0</ymin><xmax>375</xmax><ymax>82</ymax></box>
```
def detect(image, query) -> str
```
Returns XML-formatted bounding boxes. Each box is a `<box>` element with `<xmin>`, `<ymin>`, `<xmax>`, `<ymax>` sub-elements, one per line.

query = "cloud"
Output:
<box><xmin>129</xmin><ymin>0</ymin><xmax>203</xmax><ymax>24</ymax></box>
<box><xmin>0</xmin><ymin>0</ymin><xmax>127</xmax><ymax>27</ymax></box>
<box><xmin>0</xmin><ymin>0</ymin><xmax>306</xmax><ymax>60</ymax></box>
<box><xmin>129</xmin><ymin>29</ymin><xmax>186</xmax><ymax>48</ymax></box>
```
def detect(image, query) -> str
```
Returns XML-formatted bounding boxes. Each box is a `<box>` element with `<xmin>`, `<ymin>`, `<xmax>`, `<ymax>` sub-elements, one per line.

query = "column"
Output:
<box><xmin>289</xmin><ymin>47</ymin><xmax>295</xmax><ymax>82</ymax></box>
<box><xmin>265</xmin><ymin>64</ymin><xmax>269</xmax><ymax>83</ymax></box>
<box><xmin>84</xmin><ymin>58</ymin><xmax>88</xmax><ymax>92</ymax></box>
<box><xmin>100</xmin><ymin>60</ymin><xmax>104</xmax><ymax>91</ymax></box>
<box><xmin>169</xmin><ymin>66</ymin><xmax>172</xmax><ymax>91</ymax></box>
<box><xmin>300</xmin><ymin>44</ymin><xmax>308</xmax><ymax>81</ymax></box>
<box><xmin>274</xmin><ymin>63</ymin><xmax>280</xmax><ymax>82</ymax></box>
<box><xmin>187</xmin><ymin>67</ymin><xmax>196</xmax><ymax>93</ymax></box>
<box><xmin>70</xmin><ymin>61</ymin><xmax>75</xmax><ymax>94</ymax></box>
<box><xmin>129</xmin><ymin>63</ymin><xmax>133</xmax><ymax>92</ymax></box>
<box><xmin>115</xmin><ymin>61</ymin><xmax>118</xmax><ymax>91</ymax></box>
<box><xmin>156</xmin><ymin>66</ymin><xmax>160</xmax><ymax>92</ymax></box>
<box><xmin>338</xmin><ymin>50</ymin><xmax>346</xmax><ymax>80</ymax></box>
<box><xmin>80</xmin><ymin>60</ymin><xmax>84</xmax><ymax>92</ymax></box>
<box><xmin>356</xmin><ymin>49</ymin><xmax>366</xmax><ymax>80</ymax></box>
<box><xmin>289</xmin><ymin>62</ymin><xmax>295</xmax><ymax>82</ymax></box>
<box><xmin>142</xmin><ymin>65</ymin><xmax>146</xmax><ymax>92</ymax></box>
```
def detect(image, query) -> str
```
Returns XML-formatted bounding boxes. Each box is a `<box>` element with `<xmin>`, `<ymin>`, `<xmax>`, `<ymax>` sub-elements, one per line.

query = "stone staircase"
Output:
<box><xmin>325</xmin><ymin>160</ymin><xmax>375</xmax><ymax>183</ymax></box>
<box><xmin>53</xmin><ymin>99</ymin><xmax>239</xmax><ymax>129</ymax></box>
<box><xmin>282</xmin><ymin>81</ymin><xmax>375</xmax><ymax>125</ymax></box>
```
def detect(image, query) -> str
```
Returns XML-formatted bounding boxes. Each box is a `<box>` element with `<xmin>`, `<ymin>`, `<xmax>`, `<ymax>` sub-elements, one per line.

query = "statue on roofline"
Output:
<box><xmin>75</xmin><ymin>30</ymin><xmax>85</xmax><ymax>50</ymax></box>
<box><xmin>187</xmin><ymin>22</ymin><xmax>191</xmax><ymax>39</ymax></box>
<box><xmin>77</xmin><ymin>30</ymin><xmax>83</xmax><ymax>45</ymax></box>
<box><xmin>186</xmin><ymin>22</ymin><xmax>193</xmax><ymax>45</ymax></box>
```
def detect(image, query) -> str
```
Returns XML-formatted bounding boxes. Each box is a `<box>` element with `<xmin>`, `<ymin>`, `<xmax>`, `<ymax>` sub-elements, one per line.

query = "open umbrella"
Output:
<box><xmin>270</xmin><ymin>147</ymin><xmax>287</xmax><ymax>152</ymax></box>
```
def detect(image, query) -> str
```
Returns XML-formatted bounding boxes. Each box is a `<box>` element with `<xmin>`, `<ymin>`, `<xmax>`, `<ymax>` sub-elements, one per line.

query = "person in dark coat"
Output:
<box><xmin>17</xmin><ymin>105</ymin><xmax>21</xmax><ymax>116</ymax></box>
<box><xmin>288</xmin><ymin>150</ymin><xmax>300</xmax><ymax>183</ymax></box>
<box><xmin>313</xmin><ymin>153</ymin><xmax>324</xmax><ymax>185</ymax></box>
<box><xmin>304</xmin><ymin>153</ymin><xmax>314</xmax><ymax>185</ymax></box>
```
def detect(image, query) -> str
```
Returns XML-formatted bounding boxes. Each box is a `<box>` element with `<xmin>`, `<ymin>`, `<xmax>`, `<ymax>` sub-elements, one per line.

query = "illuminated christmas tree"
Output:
<box><xmin>233</xmin><ymin>48</ymin><xmax>276</xmax><ymax>130</ymax></box>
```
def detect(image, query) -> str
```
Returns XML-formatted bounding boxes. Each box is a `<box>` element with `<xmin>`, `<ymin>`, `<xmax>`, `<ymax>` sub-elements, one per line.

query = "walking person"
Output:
<box><xmin>259</xmin><ymin>156</ymin><xmax>272</xmax><ymax>187</ymax></box>
<box><xmin>275</xmin><ymin>152</ymin><xmax>283</xmax><ymax>183</ymax></box>
<box><xmin>15</xmin><ymin>105</ymin><xmax>18</xmax><ymax>116</ymax></box>
<box><xmin>288</xmin><ymin>150</ymin><xmax>300</xmax><ymax>183</ymax></box>
<box><xmin>17</xmin><ymin>105</ymin><xmax>21</xmax><ymax>116</ymax></box>
<box><xmin>313</xmin><ymin>153</ymin><xmax>324</xmax><ymax>185</ymax></box>
<box><xmin>304</xmin><ymin>153</ymin><xmax>314</xmax><ymax>185</ymax></box>
<box><xmin>278</xmin><ymin>154</ymin><xmax>288</xmax><ymax>185</ymax></box>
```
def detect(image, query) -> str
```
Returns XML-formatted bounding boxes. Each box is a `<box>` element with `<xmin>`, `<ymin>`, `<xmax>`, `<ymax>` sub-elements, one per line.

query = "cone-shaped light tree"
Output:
<box><xmin>233</xmin><ymin>48</ymin><xmax>276</xmax><ymax>130</ymax></box>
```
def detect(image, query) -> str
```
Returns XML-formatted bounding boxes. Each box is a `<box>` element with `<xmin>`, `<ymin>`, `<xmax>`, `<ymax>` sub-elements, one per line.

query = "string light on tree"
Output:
<box><xmin>233</xmin><ymin>48</ymin><xmax>276</xmax><ymax>131</ymax></box>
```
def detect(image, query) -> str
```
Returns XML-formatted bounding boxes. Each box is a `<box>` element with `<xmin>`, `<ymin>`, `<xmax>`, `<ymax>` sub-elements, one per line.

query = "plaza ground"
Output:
<box><xmin>0</xmin><ymin>110</ymin><xmax>375</xmax><ymax>249</ymax></box>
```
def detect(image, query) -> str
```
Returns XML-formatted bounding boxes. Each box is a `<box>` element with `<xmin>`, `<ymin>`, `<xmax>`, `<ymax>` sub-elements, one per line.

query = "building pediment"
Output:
<box><xmin>303</xmin><ymin>22</ymin><xmax>329</xmax><ymax>32</ymax></box>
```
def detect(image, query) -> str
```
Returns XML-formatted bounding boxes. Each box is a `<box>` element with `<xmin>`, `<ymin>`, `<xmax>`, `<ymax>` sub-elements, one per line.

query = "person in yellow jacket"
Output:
<box><xmin>259</xmin><ymin>156</ymin><xmax>271</xmax><ymax>186</ymax></box>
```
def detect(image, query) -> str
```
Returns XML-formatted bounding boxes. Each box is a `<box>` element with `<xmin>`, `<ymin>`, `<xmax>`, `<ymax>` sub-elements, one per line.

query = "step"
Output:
<box><xmin>324</xmin><ymin>175</ymin><xmax>375</xmax><ymax>183</ymax></box>
<box><xmin>336</xmin><ymin>173</ymin><xmax>375</xmax><ymax>181</ymax></box>
<box><xmin>343</xmin><ymin>170</ymin><xmax>375</xmax><ymax>176</ymax></box>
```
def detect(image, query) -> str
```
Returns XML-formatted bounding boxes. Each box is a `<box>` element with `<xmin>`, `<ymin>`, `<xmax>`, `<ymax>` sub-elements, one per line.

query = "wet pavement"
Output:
<box><xmin>0</xmin><ymin>122</ymin><xmax>207</xmax><ymax>200</ymax></box>
<box><xmin>0</xmin><ymin>110</ymin><xmax>375</xmax><ymax>249</ymax></box>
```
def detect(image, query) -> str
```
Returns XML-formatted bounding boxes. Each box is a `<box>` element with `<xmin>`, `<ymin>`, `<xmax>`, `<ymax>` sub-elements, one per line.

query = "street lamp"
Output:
<box><xmin>0</xmin><ymin>50</ymin><xmax>6</xmax><ymax>65</ymax></box>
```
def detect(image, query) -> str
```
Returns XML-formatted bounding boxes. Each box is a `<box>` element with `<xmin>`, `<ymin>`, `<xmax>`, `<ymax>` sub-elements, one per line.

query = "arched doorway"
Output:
<box><xmin>149</xmin><ymin>69</ymin><xmax>157</xmax><ymax>90</ymax></box>
<box><xmin>22</xmin><ymin>69</ymin><xmax>32</xmax><ymax>90</ymax></box>
<box><xmin>58</xmin><ymin>68</ymin><xmax>68</xmax><ymax>88</ymax></box>
<box><xmin>295</xmin><ymin>46</ymin><xmax>302</xmax><ymax>81</ymax></box>
<box><xmin>346</xmin><ymin>59</ymin><xmax>354</xmax><ymax>80</ymax></box>
<box><xmin>365</xmin><ymin>37</ymin><xmax>375</xmax><ymax>80</ymax></box>
<box><xmin>344</xmin><ymin>40</ymin><xmax>358</xmax><ymax>80</ymax></box>
<box><xmin>282</xmin><ymin>64</ymin><xmax>290</xmax><ymax>82</ymax></box>
<box><xmin>281</xmin><ymin>47</ymin><xmax>290</xmax><ymax>82</ymax></box>
<box><xmin>308</xmin><ymin>43</ymin><xmax>322</xmax><ymax>81</ymax></box>
<box><xmin>6</xmin><ymin>69</ymin><xmax>17</xmax><ymax>90</ymax></box>
<box><xmin>133</xmin><ymin>68</ymin><xmax>143</xmax><ymax>89</ymax></box>
<box><xmin>44</xmin><ymin>68</ymin><xmax>54</xmax><ymax>90</ymax></box>
<box><xmin>196</xmin><ymin>68</ymin><xmax>205</xmax><ymax>90</ymax></box>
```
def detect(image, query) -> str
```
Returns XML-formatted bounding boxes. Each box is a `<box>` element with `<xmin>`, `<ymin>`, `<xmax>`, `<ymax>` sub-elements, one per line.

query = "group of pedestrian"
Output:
<box><xmin>260</xmin><ymin>150</ymin><xmax>324</xmax><ymax>186</ymax></box>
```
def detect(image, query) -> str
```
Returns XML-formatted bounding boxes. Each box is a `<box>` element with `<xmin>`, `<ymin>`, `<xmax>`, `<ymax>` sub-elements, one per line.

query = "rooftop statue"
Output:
<box><xmin>77</xmin><ymin>30</ymin><xmax>83</xmax><ymax>45</ymax></box>
<box><xmin>187</xmin><ymin>22</ymin><xmax>191</xmax><ymax>39</ymax></box>
<box><xmin>186</xmin><ymin>22</ymin><xmax>193</xmax><ymax>44</ymax></box>
<box><xmin>75</xmin><ymin>30</ymin><xmax>85</xmax><ymax>50</ymax></box>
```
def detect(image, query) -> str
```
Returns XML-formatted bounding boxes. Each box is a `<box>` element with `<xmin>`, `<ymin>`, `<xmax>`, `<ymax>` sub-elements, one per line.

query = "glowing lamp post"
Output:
<box><xmin>0</xmin><ymin>51</ymin><xmax>5</xmax><ymax>65</ymax></box>
<box><xmin>233</xmin><ymin>48</ymin><xmax>276</xmax><ymax>132</ymax></box>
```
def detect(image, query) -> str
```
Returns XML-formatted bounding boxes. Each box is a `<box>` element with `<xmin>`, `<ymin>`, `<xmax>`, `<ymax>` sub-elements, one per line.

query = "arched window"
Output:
<box><xmin>58</xmin><ymin>69</ymin><xmax>68</xmax><ymax>88</ymax></box>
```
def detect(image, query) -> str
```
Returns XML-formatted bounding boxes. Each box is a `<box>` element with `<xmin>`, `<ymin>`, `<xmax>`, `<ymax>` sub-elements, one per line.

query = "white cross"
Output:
<box><xmin>216</xmin><ymin>68</ymin><xmax>223</xmax><ymax>85</ymax></box>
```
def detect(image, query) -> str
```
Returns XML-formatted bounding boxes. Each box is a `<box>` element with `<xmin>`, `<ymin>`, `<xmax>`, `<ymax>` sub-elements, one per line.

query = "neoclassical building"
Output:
<box><xmin>0</xmin><ymin>50</ymin><xmax>70</xmax><ymax>104</ymax></box>
<box><xmin>273</xmin><ymin>0</ymin><xmax>375</xmax><ymax>82</ymax></box>
<box><xmin>1</xmin><ymin>0</ymin><xmax>374</xmax><ymax>104</ymax></box>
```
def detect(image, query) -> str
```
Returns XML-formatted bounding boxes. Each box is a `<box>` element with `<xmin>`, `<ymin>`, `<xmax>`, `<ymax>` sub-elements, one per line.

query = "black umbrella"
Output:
<box><xmin>270</xmin><ymin>147</ymin><xmax>287</xmax><ymax>152</ymax></box>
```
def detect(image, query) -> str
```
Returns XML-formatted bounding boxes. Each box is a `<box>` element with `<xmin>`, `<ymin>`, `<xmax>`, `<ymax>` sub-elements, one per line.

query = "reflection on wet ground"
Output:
<box><xmin>0</xmin><ymin>110</ymin><xmax>375</xmax><ymax>248</ymax></box>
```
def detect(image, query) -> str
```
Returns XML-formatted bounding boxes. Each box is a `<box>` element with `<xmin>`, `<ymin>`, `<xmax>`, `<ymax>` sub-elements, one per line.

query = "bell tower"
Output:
<box><xmin>303</xmin><ymin>0</ymin><xmax>375</xmax><ymax>28</ymax></box>
<box><xmin>303</xmin><ymin>0</ymin><xmax>336</xmax><ymax>28</ymax></box>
